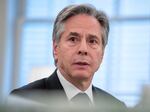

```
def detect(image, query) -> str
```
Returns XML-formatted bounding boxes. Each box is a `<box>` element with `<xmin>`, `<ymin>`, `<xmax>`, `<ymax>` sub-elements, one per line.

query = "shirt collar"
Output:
<box><xmin>57</xmin><ymin>69</ymin><xmax>93</xmax><ymax>103</ymax></box>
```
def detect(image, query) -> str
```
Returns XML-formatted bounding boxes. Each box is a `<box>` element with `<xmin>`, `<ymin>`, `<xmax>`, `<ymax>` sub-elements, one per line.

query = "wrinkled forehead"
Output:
<box><xmin>64</xmin><ymin>14</ymin><xmax>102</xmax><ymax>35</ymax></box>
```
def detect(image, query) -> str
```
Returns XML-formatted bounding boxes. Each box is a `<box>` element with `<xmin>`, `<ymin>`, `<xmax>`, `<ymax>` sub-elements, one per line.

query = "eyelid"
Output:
<box><xmin>67</xmin><ymin>35</ymin><xmax>80</xmax><ymax>43</ymax></box>
<box><xmin>89</xmin><ymin>37</ymin><xmax>99</xmax><ymax>43</ymax></box>
<box><xmin>68</xmin><ymin>35</ymin><xmax>78</xmax><ymax>39</ymax></box>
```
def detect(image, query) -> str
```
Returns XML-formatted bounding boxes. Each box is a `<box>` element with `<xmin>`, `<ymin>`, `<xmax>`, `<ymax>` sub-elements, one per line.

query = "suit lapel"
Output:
<box><xmin>92</xmin><ymin>86</ymin><xmax>99</xmax><ymax>104</ymax></box>
<box><xmin>45</xmin><ymin>69</ymin><xmax>68</xmax><ymax>101</ymax></box>
<box><xmin>45</xmin><ymin>69</ymin><xmax>64</xmax><ymax>90</ymax></box>
<box><xmin>92</xmin><ymin>86</ymin><xmax>106</xmax><ymax>106</ymax></box>
<box><xmin>45</xmin><ymin>70</ymin><xmax>107</xmax><ymax>106</ymax></box>
<box><xmin>45</xmin><ymin>72</ymin><xmax>101</xmax><ymax>104</ymax></box>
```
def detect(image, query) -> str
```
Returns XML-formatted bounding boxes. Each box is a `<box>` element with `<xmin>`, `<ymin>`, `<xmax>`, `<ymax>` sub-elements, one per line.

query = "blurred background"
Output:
<box><xmin>0</xmin><ymin>0</ymin><xmax>150</xmax><ymax>107</ymax></box>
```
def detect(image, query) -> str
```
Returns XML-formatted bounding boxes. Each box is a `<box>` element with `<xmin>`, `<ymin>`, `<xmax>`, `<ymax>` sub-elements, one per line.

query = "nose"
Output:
<box><xmin>78</xmin><ymin>39</ymin><xmax>88</xmax><ymax>55</ymax></box>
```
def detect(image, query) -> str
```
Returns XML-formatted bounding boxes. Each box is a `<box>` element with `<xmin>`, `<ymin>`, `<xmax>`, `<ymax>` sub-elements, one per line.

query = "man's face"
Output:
<box><xmin>53</xmin><ymin>14</ymin><xmax>104</xmax><ymax>84</ymax></box>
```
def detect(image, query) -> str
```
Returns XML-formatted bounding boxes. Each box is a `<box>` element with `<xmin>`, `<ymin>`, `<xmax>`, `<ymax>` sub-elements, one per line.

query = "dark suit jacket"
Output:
<box><xmin>11</xmin><ymin>69</ymin><xmax>126</xmax><ymax>110</ymax></box>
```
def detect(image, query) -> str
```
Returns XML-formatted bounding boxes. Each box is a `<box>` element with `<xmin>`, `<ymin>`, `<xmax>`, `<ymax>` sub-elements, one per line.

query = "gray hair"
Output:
<box><xmin>52</xmin><ymin>4</ymin><xmax>109</xmax><ymax>65</ymax></box>
<box><xmin>52</xmin><ymin>4</ymin><xmax>109</xmax><ymax>47</ymax></box>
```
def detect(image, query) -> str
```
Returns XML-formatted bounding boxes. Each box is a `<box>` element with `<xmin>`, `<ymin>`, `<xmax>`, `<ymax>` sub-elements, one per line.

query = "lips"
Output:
<box><xmin>74</xmin><ymin>62</ymin><xmax>89</xmax><ymax>65</ymax></box>
<box><xmin>73</xmin><ymin>60</ymin><xmax>90</xmax><ymax>67</ymax></box>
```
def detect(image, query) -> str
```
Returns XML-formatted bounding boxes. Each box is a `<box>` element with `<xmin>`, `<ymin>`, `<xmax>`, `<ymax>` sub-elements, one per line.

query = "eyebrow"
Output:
<box><xmin>88</xmin><ymin>34</ymin><xmax>98</xmax><ymax>39</ymax></box>
<box><xmin>69</xmin><ymin>32</ymin><xmax>80</xmax><ymax>37</ymax></box>
<box><xmin>68</xmin><ymin>32</ymin><xmax>100</xmax><ymax>40</ymax></box>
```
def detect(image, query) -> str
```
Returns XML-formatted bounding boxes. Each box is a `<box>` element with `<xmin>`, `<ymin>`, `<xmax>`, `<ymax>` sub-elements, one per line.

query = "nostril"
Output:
<box><xmin>78</xmin><ymin>51</ymin><xmax>87</xmax><ymax>55</ymax></box>
<box><xmin>78</xmin><ymin>51</ymin><xmax>81</xmax><ymax>54</ymax></box>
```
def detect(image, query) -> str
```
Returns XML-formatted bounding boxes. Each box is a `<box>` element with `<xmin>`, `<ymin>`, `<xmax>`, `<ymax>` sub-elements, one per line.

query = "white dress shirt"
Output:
<box><xmin>57</xmin><ymin>69</ymin><xmax>94</xmax><ymax>103</ymax></box>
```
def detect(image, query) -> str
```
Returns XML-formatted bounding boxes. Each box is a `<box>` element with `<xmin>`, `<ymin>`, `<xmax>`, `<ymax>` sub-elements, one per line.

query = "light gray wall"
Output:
<box><xmin>0</xmin><ymin>0</ymin><xmax>6</xmax><ymax>95</ymax></box>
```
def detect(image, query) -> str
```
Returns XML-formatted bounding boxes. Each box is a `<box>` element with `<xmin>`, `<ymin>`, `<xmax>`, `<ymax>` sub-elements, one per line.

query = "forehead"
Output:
<box><xmin>64</xmin><ymin>14</ymin><xmax>102</xmax><ymax>37</ymax></box>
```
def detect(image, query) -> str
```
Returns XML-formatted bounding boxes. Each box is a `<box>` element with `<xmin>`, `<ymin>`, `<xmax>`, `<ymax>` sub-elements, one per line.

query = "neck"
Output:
<box><xmin>59</xmin><ymin>68</ymin><xmax>92</xmax><ymax>91</ymax></box>
<box><xmin>72</xmin><ymin>78</ymin><xmax>92</xmax><ymax>91</ymax></box>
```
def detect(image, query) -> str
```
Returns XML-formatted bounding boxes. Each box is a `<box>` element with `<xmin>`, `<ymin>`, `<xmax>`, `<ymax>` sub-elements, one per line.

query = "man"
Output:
<box><xmin>11</xmin><ymin>4</ymin><xmax>126</xmax><ymax>110</ymax></box>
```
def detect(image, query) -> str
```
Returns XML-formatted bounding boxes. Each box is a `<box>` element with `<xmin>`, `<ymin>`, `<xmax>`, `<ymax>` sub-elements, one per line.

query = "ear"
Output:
<box><xmin>100</xmin><ymin>48</ymin><xmax>105</xmax><ymax>61</ymax></box>
<box><xmin>53</xmin><ymin>40</ymin><xmax>58</xmax><ymax>63</ymax></box>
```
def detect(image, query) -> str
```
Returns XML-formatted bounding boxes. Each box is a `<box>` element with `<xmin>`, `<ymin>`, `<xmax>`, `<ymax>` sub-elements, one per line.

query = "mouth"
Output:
<box><xmin>74</xmin><ymin>62</ymin><xmax>89</xmax><ymax>65</ymax></box>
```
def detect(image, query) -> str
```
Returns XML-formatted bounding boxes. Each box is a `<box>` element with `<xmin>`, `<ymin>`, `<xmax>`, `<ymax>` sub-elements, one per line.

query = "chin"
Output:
<box><xmin>72</xmin><ymin>71</ymin><xmax>91</xmax><ymax>79</ymax></box>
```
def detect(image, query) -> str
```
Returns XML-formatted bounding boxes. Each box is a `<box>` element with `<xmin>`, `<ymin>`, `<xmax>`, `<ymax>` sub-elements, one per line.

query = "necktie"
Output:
<box><xmin>71</xmin><ymin>93</ymin><xmax>92</xmax><ymax>106</ymax></box>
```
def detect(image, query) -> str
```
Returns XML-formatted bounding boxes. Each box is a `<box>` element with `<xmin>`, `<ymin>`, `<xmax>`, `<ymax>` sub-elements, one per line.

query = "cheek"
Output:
<box><xmin>58</xmin><ymin>46</ymin><xmax>73</xmax><ymax>64</ymax></box>
<box><xmin>93</xmin><ymin>50</ymin><xmax>104</xmax><ymax>66</ymax></box>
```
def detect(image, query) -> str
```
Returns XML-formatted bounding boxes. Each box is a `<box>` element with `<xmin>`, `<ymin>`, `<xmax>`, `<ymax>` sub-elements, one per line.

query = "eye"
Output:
<box><xmin>87</xmin><ymin>37</ymin><xmax>101</xmax><ymax>49</ymax></box>
<box><xmin>68</xmin><ymin>36</ymin><xmax>78</xmax><ymax>42</ymax></box>
<box><xmin>89</xmin><ymin>38</ymin><xmax>98</xmax><ymax>44</ymax></box>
